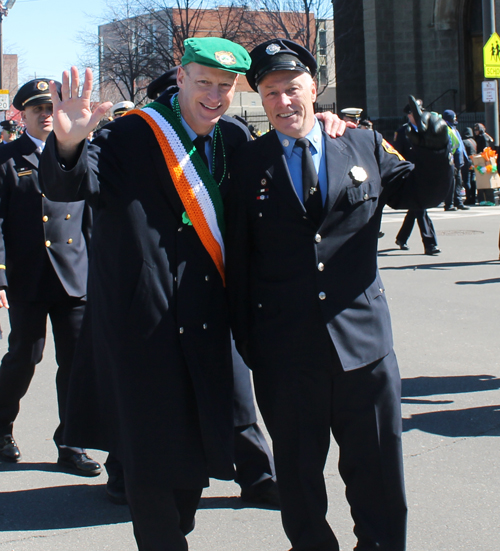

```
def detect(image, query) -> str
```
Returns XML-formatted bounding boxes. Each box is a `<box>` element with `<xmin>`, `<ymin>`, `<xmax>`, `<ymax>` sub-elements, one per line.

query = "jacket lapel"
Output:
<box><xmin>19</xmin><ymin>133</ymin><xmax>39</xmax><ymax>170</ymax></box>
<box><xmin>261</xmin><ymin>132</ymin><xmax>307</xmax><ymax>218</ymax></box>
<box><xmin>323</xmin><ymin>132</ymin><xmax>350</xmax><ymax>213</ymax></box>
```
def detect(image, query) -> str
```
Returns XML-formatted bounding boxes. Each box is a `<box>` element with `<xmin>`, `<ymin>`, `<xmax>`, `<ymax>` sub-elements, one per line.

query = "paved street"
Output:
<box><xmin>1</xmin><ymin>205</ymin><xmax>499</xmax><ymax>551</ymax></box>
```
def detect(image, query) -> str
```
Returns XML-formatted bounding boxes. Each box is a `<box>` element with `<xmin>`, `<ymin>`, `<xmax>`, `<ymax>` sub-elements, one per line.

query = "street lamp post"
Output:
<box><xmin>0</xmin><ymin>0</ymin><xmax>17</xmax><ymax>91</ymax></box>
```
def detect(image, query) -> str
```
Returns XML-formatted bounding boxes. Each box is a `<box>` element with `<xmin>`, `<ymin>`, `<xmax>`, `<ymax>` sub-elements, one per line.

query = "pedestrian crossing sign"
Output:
<box><xmin>484</xmin><ymin>32</ymin><xmax>500</xmax><ymax>78</ymax></box>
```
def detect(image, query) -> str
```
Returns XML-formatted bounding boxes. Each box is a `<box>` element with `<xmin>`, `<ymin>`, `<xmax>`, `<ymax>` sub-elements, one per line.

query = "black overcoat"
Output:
<box><xmin>40</xmin><ymin>98</ymin><xmax>250</xmax><ymax>488</ymax></box>
<box><xmin>0</xmin><ymin>132</ymin><xmax>91</xmax><ymax>301</ymax></box>
<box><xmin>226</xmin><ymin>128</ymin><xmax>453</xmax><ymax>372</ymax></box>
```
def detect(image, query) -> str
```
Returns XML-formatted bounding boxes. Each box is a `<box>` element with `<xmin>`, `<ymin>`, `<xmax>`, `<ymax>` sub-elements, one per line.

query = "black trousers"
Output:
<box><xmin>445</xmin><ymin>167</ymin><xmax>465</xmax><ymax>208</ymax></box>
<box><xmin>252</xmin><ymin>337</ymin><xmax>407</xmax><ymax>551</ymax></box>
<box><xmin>396</xmin><ymin>209</ymin><xmax>437</xmax><ymax>248</ymax></box>
<box><xmin>123</xmin><ymin>466</ymin><xmax>202</xmax><ymax>551</ymax></box>
<box><xmin>0</xmin><ymin>298</ymin><xmax>86</xmax><ymax>447</ymax></box>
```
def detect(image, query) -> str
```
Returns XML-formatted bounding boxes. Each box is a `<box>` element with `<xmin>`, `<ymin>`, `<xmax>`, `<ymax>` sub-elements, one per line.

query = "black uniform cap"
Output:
<box><xmin>247</xmin><ymin>39</ymin><xmax>317</xmax><ymax>92</ymax></box>
<box><xmin>147</xmin><ymin>67</ymin><xmax>179</xmax><ymax>100</ymax></box>
<box><xmin>0</xmin><ymin>120</ymin><xmax>18</xmax><ymax>131</ymax></box>
<box><xmin>13</xmin><ymin>78</ymin><xmax>62</xmax><ymax>111</ymax></box>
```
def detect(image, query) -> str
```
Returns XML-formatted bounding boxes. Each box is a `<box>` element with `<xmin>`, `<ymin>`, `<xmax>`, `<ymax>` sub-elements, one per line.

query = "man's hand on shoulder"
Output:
<box><xmin>316</xmin><ymin>112</ymin><xmax>356</xmax><ymax>138</ymax></box>
<box><xmin>405</xmin><ymin>95</ymin><xmax>449</xmax><ymax>150</ymax></box>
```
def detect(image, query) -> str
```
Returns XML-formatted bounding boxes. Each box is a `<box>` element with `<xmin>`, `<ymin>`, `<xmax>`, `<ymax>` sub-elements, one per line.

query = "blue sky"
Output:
<box><xmin>3</xmin><ymin>0</ymin><xmax>107</xmax><ymax>84</ymax></box>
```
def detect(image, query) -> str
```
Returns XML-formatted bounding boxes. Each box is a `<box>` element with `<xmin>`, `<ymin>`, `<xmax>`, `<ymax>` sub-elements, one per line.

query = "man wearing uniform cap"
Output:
<box><xmin>110</xmin><ymin>100</ymin><xmax>135</xmax><ymax>119</ymax></box>
<box><xmin>0</xmin><ymin>120</ymin><xmax>18</xmax><ymax>144</ymax></box>
<box><xmin>0</xmin><ymin>78</ymin><xmax>100</xmax><ymax>476</ymax></box>
<box><xmin>39</xmin><ymin>37</ymin><xmax>261</xmax><ymax>550</ymax></box>
<box><xmin>226</xmin><ymin>38</ymin><xmax>454</xmax><ymax>551</ymax></box>
<box><xmin>340</xmin><ymin>107</ymin><xmax>363</xmax><ymax>124</ymax></box>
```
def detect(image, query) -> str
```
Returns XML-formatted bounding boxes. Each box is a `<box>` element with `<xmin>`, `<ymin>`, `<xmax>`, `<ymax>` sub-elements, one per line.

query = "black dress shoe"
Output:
<box><xmin>425</xmin><ymin>246</ymin><xmax>441</xmax><ymax>255</ymax></box>
<box><xmin>457</xmin><ymin>204</ymin><xmax>470</xmax><ymax>210</ymax></box>
<box><xmin>240</xmin><ymin>480</ymin><xmax>280</xmax><ymax>508</ymax></box>
<box><xmin>57</xmin><ymin>452</ymin><xmax>102</xmax><ymax>477</ymax></box>
<box><xmin>0</xmin><ymin>435</ymin><xmax>21</xmax><ymax>462</ymax></box>
<box><xmin>444</xmin><ymin>206</ymin><xmax>457</xmax><ymax>211</ymax></box>
<box><xmin>106</xmin><ymin>474</ymin><xmax>128</xmax><ymax>505</ymax></box>
<box><xmin>395</xmin><ymin>240</ymin><xmax>409</xmax><ymax>251</ymax></box>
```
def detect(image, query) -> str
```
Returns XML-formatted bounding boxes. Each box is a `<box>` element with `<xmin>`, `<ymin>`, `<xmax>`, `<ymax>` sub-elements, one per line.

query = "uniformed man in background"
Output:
<box><xmin>0</xmin><ymin>78</ymin><xmax>100</xmax><ymax>476</ymax></box>
<box><xmin>110</xmin><ymin>100</ymin><xmax>135</xmax><ymax>119</ymax></box>
<box><xmin>0</xmin><ymin>120</ymin><xmax>18</xmax><ymax>144</ymax></box>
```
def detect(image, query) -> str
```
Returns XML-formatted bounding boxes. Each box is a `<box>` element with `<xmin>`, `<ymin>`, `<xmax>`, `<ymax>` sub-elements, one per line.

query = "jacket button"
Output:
<box><xmin>179</xmin><ymin>327</ymin><xmax>184</xmax><ymax>334</ymax></box>
<box><xmin>315</xmin><ymin>234</ymin><xmax>322</xmax><ymax>243</ymax></box>
<box><xmin>178</xmin><ymin>227</ymin><xmax>183</xmax><ymax>232</ymax></box>
<box><xmin>203</xmin><ymin>323</ymin><xmax>208</xmax><ymax>330</ymax></box>
<box><xmin>205</xmin><ymin>275</ymin><xmax>210</xmax><ymax>281</ymax></box>
<box><xmin>258</xmin><ymin>212</ymin><xmax>263</xmax><ymax>218</ymax></box>
<box><xmin>257</xmin><ymin>303</ymin><xmax>262</xmax><ymax>308</ymax></box>
<box><xmin>318</xmin><ymin>262</ymin><xmax>324</xmax><ymax>271</ymax></box>
<box><xmin>363</xmin><ymin>193</ymin><xmax>369</xmax><ymax>200</ymax></box>
<box><xmin>42</xmin><ymin>215</ymin><xmax>48</xmax><ymax>222</ymax></box>
<box><xmin>67</xmin><ymin>238</ymin><xmax>73</xmax><ymax>244</ymax></box>
<box><xmin>45</xmin><ymin>240</ymin><xmax>51</xmax><ymax>247</ymax></box>
<box><xmin>319</xmin><ymin>292</ymin><xmax>326</xmax><ymax>300</ymax></box>
<box><xmin>66</xmin><ymin>214</ymin><xmax>71</xmax><ymax>220</ymax></box>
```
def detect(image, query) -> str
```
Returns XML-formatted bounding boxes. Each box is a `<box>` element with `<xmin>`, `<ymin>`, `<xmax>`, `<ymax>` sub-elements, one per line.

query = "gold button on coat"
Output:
<box><xmin>318</xmin><ymin>262</ymin><xmax>325</xmax><ymax>271</ymax></box>
<box><xmin>45</xmin><ymin>240</ymin><xmax>51</xmax><ymax>247</ymax></box>
<box><xmin>42</xmin><ymin>215</ymin><xmax>48</xmax><ymax>222</ymax></box>
<box><xmin>319</xmin><ymin>292</ymin><xmax>326</xmax><ymax>300</ymax></box>
<box><xmin>315</xmin><ymin>234</ymin><xmax>322</xmax><ymax>243</ymax></box>
<box><xmin>67</xmin><ymin>238</ymin><xmax>73</xmax><ymax>244</ymax></box>
<box><xmin>65</xmin><ymin>214</ymin><xmax>71</xmax><ymax>220</ymax></box>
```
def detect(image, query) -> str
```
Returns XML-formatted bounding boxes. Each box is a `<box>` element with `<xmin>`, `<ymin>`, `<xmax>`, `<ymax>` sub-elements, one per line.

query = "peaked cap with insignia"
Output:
<box><xmin>13</xmin><ymin>78</ymin><xmax>62</xmax><ymax>111</ymax></box>
<box><xmin>247</xmin><ymin>39</ymin><xmax>317</xmax><ymax>91</ymax></box>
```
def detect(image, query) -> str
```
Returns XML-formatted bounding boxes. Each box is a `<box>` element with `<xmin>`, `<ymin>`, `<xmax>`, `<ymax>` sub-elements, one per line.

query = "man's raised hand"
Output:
<box><xmin>50</xmin><ymin>67</ymin><xmax>113</xmax><ymax>157</ymax></box>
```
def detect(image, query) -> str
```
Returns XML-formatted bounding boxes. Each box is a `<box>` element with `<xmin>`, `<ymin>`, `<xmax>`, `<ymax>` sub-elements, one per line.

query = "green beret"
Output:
<box><xmin>181</xmin><ymin>37</ymin><xmax>251</xmax><ymax>75</ymax></box>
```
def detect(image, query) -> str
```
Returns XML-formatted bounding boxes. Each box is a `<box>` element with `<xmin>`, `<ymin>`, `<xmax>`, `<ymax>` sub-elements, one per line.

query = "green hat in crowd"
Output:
<box><xmin>181</xmin><ymin>37</ymin><xmax>251</xmax><ymax>75</ymax></box>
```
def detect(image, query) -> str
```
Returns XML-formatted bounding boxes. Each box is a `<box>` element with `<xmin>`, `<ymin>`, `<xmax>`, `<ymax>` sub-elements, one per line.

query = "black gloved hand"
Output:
<box><xmin>405</xmin><ymin>95</ymin><xmax>449</xmax><ymax>150</ymax></box>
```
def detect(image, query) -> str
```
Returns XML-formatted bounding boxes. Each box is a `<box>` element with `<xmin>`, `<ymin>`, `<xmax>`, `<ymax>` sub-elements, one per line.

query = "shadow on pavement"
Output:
<box><xmin>456</xmin><ymin>277</ymin><xmax>500</xmax><ymax>285</ymax></box>
<box><xmin>0</xmin><ymin>484</ymin><xmax>131</xmax><ymax>531</ymax></box>
<box><xmin>403</xmin><ymin>405</ymin><xmax>500</xmax><ymax>437</ymax></box>
<box><xmin>402</xmin><ymin>374</ymin><xmax>500</xmax><ymax>397</ymax></box>
<box><xmin>199</xmin><ymin>496</ymin><xmax>278</xmax><ymax>511</ymax></box>
<box><xmin>378</xmin><ymin>257</ymin><xmax>499</xmax><ymax>269</ymax></box>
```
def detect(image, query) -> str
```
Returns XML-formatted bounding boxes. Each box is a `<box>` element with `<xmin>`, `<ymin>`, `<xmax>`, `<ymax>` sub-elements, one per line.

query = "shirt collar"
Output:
<box><xmin>171</xmin><ymin>93</ymin><xmax>215</xmax><ymax>141</ymax></box>
<box><xmin>276</xmin><ymin>118</ymin><xmax>322</xmax><ymax>159</ymax></box>
<box><xmin>26</xmin><ymin>131</ymin><xmax>45</xmax><ymax>151</ymax></box>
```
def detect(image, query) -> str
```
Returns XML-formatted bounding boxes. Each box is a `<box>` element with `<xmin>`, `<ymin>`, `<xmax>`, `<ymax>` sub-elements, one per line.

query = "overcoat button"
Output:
<box><xmin>67</xmin><ymin>238</ymin><xmax>73</xmax><ymax>244</ymax></box>
<box><xmin>179</xmin><ymin>327</ymin><xmax>184</xmax><ymax>334</ymax></box>
<box><xmin>363</xmin><ymin>193</ymin><xmax>369</xmax><ymax>200</ymax></box>
<box><xmin>205</xmin><ymin>275</ymin><xmax>210</xmax><ymax>281</ymax></box>
<box><xmin>42</xmin><ymin>215</ymin><xmax>48</xmax><ymax>222</ymax></box>
<box><xmin>257</xmin><ymin>303</ymin><xmax>262</xmax><ymax>308</ymax></box>
<box><xmin>319</xmin><ymin>292</ymin><xmax>326</xmax><ymax>300</ymax></box>
<box><xmin>315</xmin><ymin>234</ymin><xmax>322</xmax><ymax>243</ymax></box>
<box><xmin>45</xmin><ymin>240</ymin><xmax>51</xmax><ymax>247</ymax></box>
<box><xmin>66</xmin><ymin>214</ymin><xmax>71</xmax><ymax>220</ymax></box>
<box><xmin>318</xmin><ymin>262</ymin><xmax>324</xmax><ymax>271</ymax></box>
<box><xmin>203</xmin><ymin>323</ymin><xmax>208</xmax><ymax>329</ymax></box>
<box><xmin>258</xmin><ymin>212</ymin><xmax>263</xmax><ymax>218</ymax></box>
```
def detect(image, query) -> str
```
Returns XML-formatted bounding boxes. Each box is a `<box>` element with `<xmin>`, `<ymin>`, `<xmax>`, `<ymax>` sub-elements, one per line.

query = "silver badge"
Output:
<box><xmin>282</xmin><ymin>139</ymin><xmax>289</xmax><ymax>147</ymax></box>
<box><xmin>266</xmin><ymin>43</ymin><xmax>281</xmax><ymax>55</ymax></box>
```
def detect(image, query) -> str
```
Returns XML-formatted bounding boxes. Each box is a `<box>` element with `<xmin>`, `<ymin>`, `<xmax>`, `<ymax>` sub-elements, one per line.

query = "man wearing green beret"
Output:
<box><xmin>38</xmin><ymin>36</ymin><xmax>255</xmax><ymax>550</ymax></box>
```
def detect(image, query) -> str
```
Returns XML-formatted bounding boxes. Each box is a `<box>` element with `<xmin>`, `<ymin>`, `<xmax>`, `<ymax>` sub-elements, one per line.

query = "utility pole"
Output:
<box><xmin>483</xmin><ymin>0</ymin><xmax>499</xmax><ymax>144</ymax></box>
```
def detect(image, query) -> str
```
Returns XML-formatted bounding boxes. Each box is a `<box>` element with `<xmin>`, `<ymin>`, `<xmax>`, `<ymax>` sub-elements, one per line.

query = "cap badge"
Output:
<box><xmin>37</xmin><ymin>81</ymin><xmax>49</xmax><ymax>91</ymax></box>
<box><xmin>266</xmin><ymin>43</ymin><xmax>281</xmax><ymax>55</ymax></box>
<box><xmin>214</xmin><ymin>51</ymin><xmax>237</xmax><ymax>66</ymax></box>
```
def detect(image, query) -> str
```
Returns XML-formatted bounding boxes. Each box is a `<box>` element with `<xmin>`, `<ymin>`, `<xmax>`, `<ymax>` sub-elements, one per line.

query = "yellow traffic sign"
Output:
<box><xmin>484</xmin><ymin>32</ymin><xmax>500</xmax><ymax>78</ymax></box>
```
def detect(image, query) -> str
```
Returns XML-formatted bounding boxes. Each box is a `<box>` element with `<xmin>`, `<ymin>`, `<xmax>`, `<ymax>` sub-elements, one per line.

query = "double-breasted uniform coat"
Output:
<box><xmin>225</xmin><ymin>127</ymin><xmax>453</xmax><ymax>551</ymax></box>
<box><xmin>0</xmin><ymin>132</ymin><xmax>91</xmax><ymax>446</ymax></box>
<box><xmin>40</xmin><ymin>96</ymin><xmax>251</xmax><ymax>491</ymax></box>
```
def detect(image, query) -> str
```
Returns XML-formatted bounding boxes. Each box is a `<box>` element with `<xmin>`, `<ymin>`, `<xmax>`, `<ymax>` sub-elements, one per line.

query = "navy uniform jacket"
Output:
<box><xmin>40</xmin><ymin>97</ymin><xmax>251</xmax><ymax>488</ymax></box>
<box><xmin>226</xmin><ymin>128</ymin><xmax>453</xmax><ymax>371</ymax></box>
<box><xmin>0</xmin><ymin>132</ymin><xmax>91</xmax><ymax>301</ymax></box>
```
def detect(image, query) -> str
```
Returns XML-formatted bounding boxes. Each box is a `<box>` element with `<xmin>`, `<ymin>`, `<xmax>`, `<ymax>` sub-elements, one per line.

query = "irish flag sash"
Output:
<box><xmin>127</xmin><ymin>102</ymin><xmax>226</xmax><ymax>284</ymax></box>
